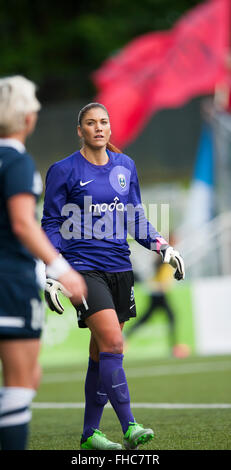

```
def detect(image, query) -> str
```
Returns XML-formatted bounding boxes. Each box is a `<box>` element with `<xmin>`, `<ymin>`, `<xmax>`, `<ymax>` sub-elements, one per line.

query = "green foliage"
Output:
<box><xmin>0</xmin><ymin>0</ymin><xmax>202</xmax><ymax>98</ymax></box>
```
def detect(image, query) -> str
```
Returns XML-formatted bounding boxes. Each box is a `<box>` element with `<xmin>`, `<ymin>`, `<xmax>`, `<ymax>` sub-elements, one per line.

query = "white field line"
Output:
<box><xmin>42</xmin><ymin>360</ymin><xmax>231</xmax><ymax>384</ymax></box>
<box><xmin>32</xmin><ymin>403</ymin><xmax>231</xmax><ymax>410</ymax></box>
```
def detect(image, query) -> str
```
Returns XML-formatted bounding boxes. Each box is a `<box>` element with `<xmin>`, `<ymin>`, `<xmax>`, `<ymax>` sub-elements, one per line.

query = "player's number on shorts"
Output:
<box><xmin>30</xmin><ymin>298</ymin><xmax>44</xmax><ymax>330</ymax></box>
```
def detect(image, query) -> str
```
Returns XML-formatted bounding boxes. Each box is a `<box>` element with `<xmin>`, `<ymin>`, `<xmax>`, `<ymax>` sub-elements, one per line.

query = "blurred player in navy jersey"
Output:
<box><xmin>42</xmin><ymin>102</ymin><xmax>185</xmax><ymax>450</ymax></box>
<box><xmin>0</xmin><ymin>76</ymin><xmax>86</xmax><ymax>451</ymax></box>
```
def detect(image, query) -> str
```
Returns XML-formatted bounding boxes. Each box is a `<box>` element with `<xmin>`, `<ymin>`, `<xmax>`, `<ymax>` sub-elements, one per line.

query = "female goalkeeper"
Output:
<box><xmin>42</xmin><ymin>102</ymin><xmax>185</xmax><ymax>450</ymax></box>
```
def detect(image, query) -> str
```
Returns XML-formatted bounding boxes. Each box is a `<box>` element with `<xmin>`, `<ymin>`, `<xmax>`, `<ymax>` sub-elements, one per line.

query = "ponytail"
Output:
<box><xmin>106</xmin><ymin>141</ymin><xmax>122</xmax><ymax>154</ymax></box>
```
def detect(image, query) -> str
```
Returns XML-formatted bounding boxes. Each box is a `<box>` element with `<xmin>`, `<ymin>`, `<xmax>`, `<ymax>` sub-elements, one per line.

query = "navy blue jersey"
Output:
<box><xmin>0</xmin><ymin>139</ymin><xmax>43</xmax><ymax>275</ymax></box>
<box><xmin>42</xmin><ymin>150</ymin><xmax>167</xmax><ymax>272</ymax></box>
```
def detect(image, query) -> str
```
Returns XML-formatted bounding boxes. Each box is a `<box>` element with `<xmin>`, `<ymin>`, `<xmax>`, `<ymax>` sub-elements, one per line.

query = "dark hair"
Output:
<box><xmin>78</xmin><ymin>102</ymin><xmax>108</xmax><ymax>126</ymax></box>
<box><xmin>77</xmin><ymin>102</ymin><xmax>121</xmax><ymax>153</ymax></box>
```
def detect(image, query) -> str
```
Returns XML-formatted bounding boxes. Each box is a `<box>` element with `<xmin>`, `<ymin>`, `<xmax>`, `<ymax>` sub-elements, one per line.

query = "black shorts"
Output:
<box><xmin>75</xmin><ymin>270</ymin><xmax>136</xmax><ymax>328</ymax></box>
<box><xmin>0</xmin><ymin>273</ymin><xmax>44</xmax><ymax>340</ymax></box>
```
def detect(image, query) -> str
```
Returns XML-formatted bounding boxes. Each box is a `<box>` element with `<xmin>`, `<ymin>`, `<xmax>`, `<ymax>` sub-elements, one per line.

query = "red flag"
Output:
<box><xmin>92</xmin><ymin>0</ymin><xmax>230</xmax><ymax>148</ymax></box>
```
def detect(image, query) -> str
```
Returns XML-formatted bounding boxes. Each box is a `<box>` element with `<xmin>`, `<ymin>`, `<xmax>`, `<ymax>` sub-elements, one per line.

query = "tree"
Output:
<box><xmin>0</xmin><ymin>0</ymin><xmax>202</xmax><ymax>99</ymax></box>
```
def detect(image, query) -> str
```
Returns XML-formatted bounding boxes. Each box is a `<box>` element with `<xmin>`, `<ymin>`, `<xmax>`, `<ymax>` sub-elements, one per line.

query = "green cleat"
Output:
<box><xmin>123</xmin><ymin>422</ymin><xmax>154</xmax><ymax>449</ymax></box>
<box><xmin>81</xmin><ymin>429</ymin><xmax>122</xmax><ymax>450</ymax></box>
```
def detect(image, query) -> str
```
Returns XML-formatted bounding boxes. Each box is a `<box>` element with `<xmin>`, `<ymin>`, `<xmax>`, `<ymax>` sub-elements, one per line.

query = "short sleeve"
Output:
<box><xmin>4</xmin><ymin>154</ymin><xmax>42</xmax><ymax>199</ymax></box>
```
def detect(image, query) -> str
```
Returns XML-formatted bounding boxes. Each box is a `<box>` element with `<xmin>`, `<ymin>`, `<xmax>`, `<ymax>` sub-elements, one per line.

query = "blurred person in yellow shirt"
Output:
<box><xmin>125</xmin><ymin>254</ymin><xmax>176</xmax><ymax>353</ymax></box>
<box><xmin>125</xmin><ymin>236</ymin><xmax>188</xmax><ymax>358</ymax></box>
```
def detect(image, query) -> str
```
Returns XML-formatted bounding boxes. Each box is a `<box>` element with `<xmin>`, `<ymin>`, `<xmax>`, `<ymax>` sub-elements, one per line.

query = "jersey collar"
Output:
<box><xmin>0</xmin><ymin>138</ymin><xmax>26</xmax><ymax>154</ymax></box>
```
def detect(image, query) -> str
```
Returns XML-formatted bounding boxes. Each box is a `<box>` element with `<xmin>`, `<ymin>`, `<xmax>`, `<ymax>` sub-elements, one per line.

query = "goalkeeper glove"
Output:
<box><xmin>161</xmin><ymin>246</ymin><xmax>185</xmax><ymax>281</ymax></box>
<box><xmin>45</xmin><ymin>278</ymin><xmax>71</xmax><ymax>314</ymax></box>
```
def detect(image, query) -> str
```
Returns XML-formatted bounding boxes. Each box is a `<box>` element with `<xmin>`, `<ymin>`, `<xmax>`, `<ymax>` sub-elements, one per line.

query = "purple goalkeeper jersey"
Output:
<box><xmin>42</xmin><ymin>150</ymin><xmax>167</xmax><ymax>272</ymax></box>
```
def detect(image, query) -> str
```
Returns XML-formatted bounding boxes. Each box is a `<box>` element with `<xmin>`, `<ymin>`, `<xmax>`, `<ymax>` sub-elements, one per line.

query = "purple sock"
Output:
<box><xmin>99</xmin><ymin>352</ymin><xmax>135</xmax><ymax>434</ymax></box>
<box><xmin>82</xmin><ymin>357</ymin><xmax>108</xmax><ymax>441</ymax></box>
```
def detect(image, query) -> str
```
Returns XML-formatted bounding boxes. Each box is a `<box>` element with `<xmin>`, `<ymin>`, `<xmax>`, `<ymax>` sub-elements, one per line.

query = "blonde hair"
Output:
<box><xmin>0</xmin><ymin>75</ymin><xmax>41</xmax><ymax>136</ymax></box>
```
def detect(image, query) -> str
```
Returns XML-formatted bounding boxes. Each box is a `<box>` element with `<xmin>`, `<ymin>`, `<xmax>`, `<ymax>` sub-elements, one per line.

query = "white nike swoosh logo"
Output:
<box><xmin>80</xmin><ymin>179</ymin><xmax>94</xmax><ymax>186</ymax></box>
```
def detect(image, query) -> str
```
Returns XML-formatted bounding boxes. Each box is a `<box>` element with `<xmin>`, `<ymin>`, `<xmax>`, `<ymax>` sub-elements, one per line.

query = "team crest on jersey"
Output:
<box><xmin>118</xmin><ymin>173</ymin><xmax>126</xmax><ymax>188</ymax></box>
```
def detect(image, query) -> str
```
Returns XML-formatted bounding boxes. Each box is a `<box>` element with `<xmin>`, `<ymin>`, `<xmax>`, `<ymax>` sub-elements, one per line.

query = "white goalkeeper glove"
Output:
<box><xmin>161</xmin><ymin>246</ymin><xmax>185</xmax><ymax>281</ymax></box>
<box><xmin>45</xmin><ymin>278</ymin><xmax>72</xmax><ymax>314</ymax></box>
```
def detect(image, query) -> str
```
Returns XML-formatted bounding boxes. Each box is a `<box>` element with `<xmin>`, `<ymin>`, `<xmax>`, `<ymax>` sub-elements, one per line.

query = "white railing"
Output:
<box><xmin>176</xmin><ymin>211</ymin><xmax>231</xmax><ymax>278</ymax></box>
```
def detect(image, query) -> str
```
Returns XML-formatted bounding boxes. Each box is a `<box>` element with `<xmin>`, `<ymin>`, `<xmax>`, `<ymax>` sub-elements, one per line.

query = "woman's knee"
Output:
<box><xmin>100</xmin><ymin>333</ymin><xmax>124</xmax><ymax>354</ymax></box>
<box><xmin>0</xmin><ymin>339</ymin><xmax>41</xmax><ymax>389</ymax></box>
<box><xmin>86</xmin><ymin>310</ymin><xmax>125</xmax><ymax>355</ymax></box>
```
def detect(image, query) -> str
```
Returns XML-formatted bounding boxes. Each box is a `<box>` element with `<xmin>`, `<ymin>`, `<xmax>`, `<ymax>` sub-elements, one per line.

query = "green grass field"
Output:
<box><xmin>29</xmin><ymin>353</ymin><xmax>231</xmax><ymax>450</ymax></box>
<box><xmin>1</xmin><ymin>284</ymin><xmax>231</xmax><ymax>452</ymax></box>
